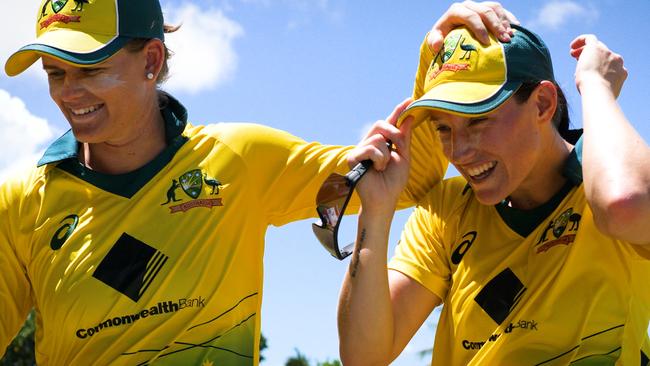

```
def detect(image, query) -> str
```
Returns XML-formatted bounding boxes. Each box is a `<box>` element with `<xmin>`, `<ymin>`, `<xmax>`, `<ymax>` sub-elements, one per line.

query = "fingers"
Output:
<box><xmin>352</xmin><ymin>99</ymin><xmax>414</xmax><ymax>171</ymax></box>
<box><xmin>571</xmin><ymin>34</ymin><xmax>627</xmax><ymax>98</ymax></box>
<box><xmin>386</xmin><ymin>98</ymin><xmax>414</xmax><ymax>162</ymax></box>
<box><xmin>354</xmin><ymin>134</ymin><xmax>393</xmax><ymax>171</ymax></box>
<box><xmin>386</xmin><ymin>98</ymin><xmax>413</xmax><ymax>126</ymax></box>
<box><xmin>462</xmin><ymin>1</ymin><xmax>512</xmax><ymax>42</ymax></box>
<box><xmin>395</xmin><ymin>115</ymin><xmax>414</xmax><ymax>162</ymax></box>
<box><xmin>427</xmin><ymin>1</ymin><xmax>517</xmax><ymax>52</ymax></box>
<box><xmin>501</xmin><ymin>8</ymin><xmax>520</xmax><ymax>25</ymax></box>
<box><xmin>570</xmin><ymin>34</ymin><xmax>597</xmax><ymax>58</ymax></box>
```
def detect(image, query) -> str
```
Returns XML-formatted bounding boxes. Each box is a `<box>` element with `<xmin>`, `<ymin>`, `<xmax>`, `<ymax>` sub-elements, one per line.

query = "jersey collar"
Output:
<box><xmin>562</xmin><ymin>131</ymin><xmax>583</xmax><ymax>186</ymax></box>
<box><xmin>494</xmin><ymin>131</ymin><xmax>584</xmax><ymax>237</ymax></box>
<box><xmin>37</xmin><ymin>92</ymin><xmax>188</xmax><ymax>167</ymax></box>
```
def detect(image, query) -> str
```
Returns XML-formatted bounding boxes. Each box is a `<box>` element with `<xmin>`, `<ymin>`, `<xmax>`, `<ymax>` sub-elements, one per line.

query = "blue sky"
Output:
<box><xmin>1</xmin><ymin>1</ymin><xmax>648</xmax><ymax>365</ymax></box>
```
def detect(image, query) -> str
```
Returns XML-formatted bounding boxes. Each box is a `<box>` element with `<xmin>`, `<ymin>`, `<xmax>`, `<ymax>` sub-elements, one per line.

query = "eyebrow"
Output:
<box><xmin>42</xmin><ymin>65</ymin><xmax>62</xmax><ymax>71</ymax></box>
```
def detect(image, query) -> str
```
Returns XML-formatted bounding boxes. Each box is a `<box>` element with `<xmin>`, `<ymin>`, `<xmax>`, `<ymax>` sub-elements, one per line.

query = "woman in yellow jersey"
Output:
<box><xmin>0</xmin><ymin>0</ymin><xmax>515</xmax><ymax>365</ymax></box>
<box><xmin>339</xmin><ymin>21</ymin><xmax>650</xmax><ymax>366</ymax></box>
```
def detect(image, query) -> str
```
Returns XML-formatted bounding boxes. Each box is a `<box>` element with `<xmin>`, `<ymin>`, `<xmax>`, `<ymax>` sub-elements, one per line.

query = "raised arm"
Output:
<box><xmin>426</xmin><ymin>0</ymin><xmax>519</xmax><ymax>54</ymax></box>
<box><xmin>338</xmin><ymin>2</ymin><xmax>522</xmax><ymax>363</ymax></box>
<box><xmin>572</xmin><ymin>35</ymin><xmax>650</xmax><ymax>245</ymax></box>
<box><xmin>338</xmin><ymin>99</ymin><xmax>438</xmax><ymax>365</ymax></box>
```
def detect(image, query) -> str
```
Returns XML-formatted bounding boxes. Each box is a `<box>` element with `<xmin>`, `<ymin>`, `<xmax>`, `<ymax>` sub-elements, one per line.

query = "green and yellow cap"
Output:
<box><xmin>5</xmin><ymin>0</ymin><xmax>164</xmax><ymax>77</ymax></box>
<box><xmin>401</xmin><ymin>24</ymin><xmax>554</xmax><ymax>124</ymax></box>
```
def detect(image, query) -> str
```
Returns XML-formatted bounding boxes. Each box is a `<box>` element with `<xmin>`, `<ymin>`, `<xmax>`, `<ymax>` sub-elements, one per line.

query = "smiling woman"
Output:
<box><xmin>0</xmin><ymin>0</ymin><xmax>489</xmax><ymax>364</ymax></box>
<box><xmin>1</xmin><ymin>0</ymin><xmax>375</xmax><ymax>364</ymax></box>
<box><xmin>338</xmin><ymin>23</ymin><xmax>650</xmax><ymax>366</ymax></box>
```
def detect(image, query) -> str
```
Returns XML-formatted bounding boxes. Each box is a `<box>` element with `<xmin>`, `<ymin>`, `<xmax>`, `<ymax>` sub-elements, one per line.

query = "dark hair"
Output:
<box><xmin>123</xmin><ymin>24</ymin><xmax>181</xmax><ymax>84</ymax></box>
<box><xmin>513</xmin><ymin>81</ymin><xmax>571</xmax><ymax>140</ymax></box>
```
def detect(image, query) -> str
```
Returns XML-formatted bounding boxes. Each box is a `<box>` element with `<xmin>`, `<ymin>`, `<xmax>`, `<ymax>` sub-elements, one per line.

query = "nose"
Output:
<box><xmin>448</xmin><ymin>129</ymin><xmax>475</xmax><ymax>164</ymax></box>
<box><xmin>57</xmin><ymin>74</ymin><xmax>85</xmax><ymax>102</ymax></box>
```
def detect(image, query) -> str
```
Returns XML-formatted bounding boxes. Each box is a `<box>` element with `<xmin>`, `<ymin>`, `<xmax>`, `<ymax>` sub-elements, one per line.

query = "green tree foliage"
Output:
<box><xmin>317</xmin><ymin>360</ymin><xmax>342</xmax><ymax>366</ymax></box>
<box><xmin>285</xmin><ymin>348</ymin><xmax>310</xmax><ymax>366</ymax></box>
<box><xmin>1</xmin><ymin>310</ymin><xmax>36</xmax><ymax>366</ymax></box>
<box><xmin>259</xmin><ymin>333</ymin><xmax>268</xmax><ymax>362</ymax></box>
<box><xmin>283</xmin><ymin>348</ymin><xmax>341</xmax><ymax>366</ymax></box>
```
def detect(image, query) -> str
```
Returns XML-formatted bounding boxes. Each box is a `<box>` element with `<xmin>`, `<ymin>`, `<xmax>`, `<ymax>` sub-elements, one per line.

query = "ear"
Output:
<box><xmin>142</xmin><ymin>39</ymin><xmax>165</xmax><ymax>82</ymax></box>
<box><xmin>531</xmin><ymin>80</ymin><xmax>557</xmax><ymax>124</ymax></box>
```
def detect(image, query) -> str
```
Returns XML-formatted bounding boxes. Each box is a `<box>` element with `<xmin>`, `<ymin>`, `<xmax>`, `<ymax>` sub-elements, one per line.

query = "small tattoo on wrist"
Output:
<box><xmin>350</xmin><ymin>228</ymin><xmax>366</xmax><ymax>278</ymax></box>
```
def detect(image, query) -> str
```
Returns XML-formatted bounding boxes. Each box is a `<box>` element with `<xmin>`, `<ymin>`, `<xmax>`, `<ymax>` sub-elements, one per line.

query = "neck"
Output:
<box><xmin>508</xmin><ymin>131</ymin><xmax>574</xmax><ymax>210</ymax></box>
<box><xmin>80</xmin><ymin>100</ymin><xmax>167</xmax><ymax>175</ymax></box>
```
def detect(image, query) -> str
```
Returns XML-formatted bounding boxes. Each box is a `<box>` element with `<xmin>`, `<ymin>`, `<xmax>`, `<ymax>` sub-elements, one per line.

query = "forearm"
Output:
<box><xmin>581</xmin><ymin>78</ymin><xmax>650</xmax><ymax>243</ymax></box>
<box><xmin>338</xmin><ymin>208</ymin><xmax>397</xmax><ymax>365</ymax></box>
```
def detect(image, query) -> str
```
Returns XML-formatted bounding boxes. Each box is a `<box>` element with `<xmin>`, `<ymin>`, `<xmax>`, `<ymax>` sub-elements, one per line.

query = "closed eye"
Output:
<box><xmin>435</xmin><ymin>124</ymin><xmax>451</xmax><ymax>133</ymax></box>
<box><xmin>468</xmin><ymin>117</ymin><xmax>488</xmax><ymax>126</ymax></box>
<box><xmin>81</xmin><ymin>68</ymin><xmax>102</xmax><ymax>76</ymax></box>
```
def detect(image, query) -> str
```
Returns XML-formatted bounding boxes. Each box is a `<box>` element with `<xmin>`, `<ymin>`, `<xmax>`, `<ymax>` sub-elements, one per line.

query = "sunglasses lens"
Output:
<box><xmin>312</xmin><ymin>223</ymin><xmax>338</xmax><ymax>258</ymax></box>
<box><xmin>313</xmin><ymin>173</ymin><xmax>355</xmax><ymax>259</ymax></box>
<box><xmin>313</xmin><ymin>161</ymin><xmax>372</xmax><ymax>260</ymax></box>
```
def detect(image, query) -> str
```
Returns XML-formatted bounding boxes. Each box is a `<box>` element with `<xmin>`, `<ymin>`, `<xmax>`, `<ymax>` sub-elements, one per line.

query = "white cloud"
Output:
<box><xmin>0</xmin><ymin>2</ymin><xmax>47</xmax><ymax>80</ymax></box>
<box><xmin>162</xmin><ymin>3</ymin><xmax>244</xmax><ymax>94</ymax></box>
<box><xmin>529</xmin><ymin>1</ymin><xmax>599</xmax><ymax>30</ymax></box>
<box><xmin>0</xmin><ymin>90</ymin><xmax>58</xmax><ymax>183</ymax></box>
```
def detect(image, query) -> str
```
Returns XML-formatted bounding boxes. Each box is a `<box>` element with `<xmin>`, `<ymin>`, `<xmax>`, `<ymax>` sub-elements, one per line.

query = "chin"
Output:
<box><xmin>68</xmin><ymin>124</ymin><xmax>106</xmax><ymax>144</ymax></box>
<box><xmin>472</xmin><ymin>188</ymin><xmax>507</xmax><ymax>206</ymax></box>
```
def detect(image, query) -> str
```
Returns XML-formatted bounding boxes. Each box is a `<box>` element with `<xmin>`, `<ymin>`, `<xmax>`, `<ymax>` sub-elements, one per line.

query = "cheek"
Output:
<box><xmin>47</xmin><ymin>80</ymin><xmax>60</xmax><ymax>99</ymax></box>
<box><xmin>47</xmin><ymin>82</ymin><xmax>66</xmax><ymax>111</ymax></box>
<box><xmin>438</xmin><ymin>135</ymin><xmax>453</xmax><ymax>159</ymax></box>
<box><xmin>80</xmin><ymin>74</ymin><xmax>129</xmax><ymax>93</ymax></box>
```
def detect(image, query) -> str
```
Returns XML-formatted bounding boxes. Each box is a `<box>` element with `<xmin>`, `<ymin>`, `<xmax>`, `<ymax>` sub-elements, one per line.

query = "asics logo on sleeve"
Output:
<box><xmin>451</xmin><ymin>231</ymin><xmax>477</xmax><ymax>265</ymax></box>
<box><xmin>50</xmin><ymin>214</ymin><xmax>79</xmax><ymax>250</ymax></box>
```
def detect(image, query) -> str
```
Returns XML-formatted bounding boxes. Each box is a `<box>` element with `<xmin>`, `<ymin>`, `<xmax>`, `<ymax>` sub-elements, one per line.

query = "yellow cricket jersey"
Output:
<box><xmin>0</xmin><ymin>94</ymin><xmax>360</xmax><ymax>365</ymax></box>
<box><xmin>389</xmin><ymin>141</ymin><xmax>650</xmax><ymax>365</ymax></box>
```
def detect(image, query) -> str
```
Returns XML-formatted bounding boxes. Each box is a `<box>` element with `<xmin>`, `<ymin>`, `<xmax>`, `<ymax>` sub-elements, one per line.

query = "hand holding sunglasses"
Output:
<box><xmin>312</xmin><ymin>160</ymin><xmax>373</xmax><ymax>259</ymax></box>
<box><xmin>312</xmin><ymin>99</ymin><xmax>414</xmax><ymax>260</ymax></box>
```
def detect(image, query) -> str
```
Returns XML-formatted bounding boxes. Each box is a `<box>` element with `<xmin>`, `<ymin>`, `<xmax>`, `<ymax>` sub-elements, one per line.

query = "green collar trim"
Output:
<box><xmin>495</xmin><ymin>135</ymin><xmax>583</xmax><ymax>237</ymax></box>
<box><xmin>38</xmin><ymin>92</ymin><xmax>187</xmax><ymax>166</ymax></box>
<box><xmin>39</xmin><ymin>93</ymin><xmax>189</xmax><ymax>199</ymax></box>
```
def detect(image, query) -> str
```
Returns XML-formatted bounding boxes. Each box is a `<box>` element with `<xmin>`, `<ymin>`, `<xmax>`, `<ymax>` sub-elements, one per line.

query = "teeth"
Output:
<box><xmin>72</xmin><ymin>105</ymin><xmax>100</xmax><ymax>116</ymax></box>
<box><xmin>467</xmin><ymin>161</ymin><xmax>496</xmax><ymax>177</ymax></box>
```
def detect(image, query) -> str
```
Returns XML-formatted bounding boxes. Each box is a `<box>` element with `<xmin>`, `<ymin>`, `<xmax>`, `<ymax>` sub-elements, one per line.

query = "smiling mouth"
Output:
<box><xmin>71</xmin><ymin>104</ymin><xmax>103</xmax><ymax>116</ymax></box>
<box><xmin>466</xmin><ymin>161</ymin><xmax>497</xmax><ymax>181</ymax></box>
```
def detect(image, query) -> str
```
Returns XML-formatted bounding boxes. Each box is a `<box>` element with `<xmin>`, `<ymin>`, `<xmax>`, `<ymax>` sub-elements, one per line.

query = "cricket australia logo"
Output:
<box><xmin>535</xmin><ymin>208</ymin><xmax>582</xmax><ymax>253</ymax></box>
<box><xmin>39</xmin><ymin>0</ymin><xmax>84</xmax><ymax>28</ymax></box>
<box><xmin>161</xmin><ymin>169</ymin><xmax>224</xmax><ymax>214</ymax></box>
<box><xmin>427</xmin><ymin>32</ymin><xmax>476</xmax><ymax>82</ymax></box>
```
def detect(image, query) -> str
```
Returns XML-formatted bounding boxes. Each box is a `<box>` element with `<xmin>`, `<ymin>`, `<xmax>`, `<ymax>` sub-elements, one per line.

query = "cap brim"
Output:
<box><xmin>5</xmin><ymin>29</ymin><xmax>129</xmax><ymax>76</ymax></box>
<box><xmin>398</xmin><ymin>80</ymin><xmax>521</xmax><ymax>129</ymax></box>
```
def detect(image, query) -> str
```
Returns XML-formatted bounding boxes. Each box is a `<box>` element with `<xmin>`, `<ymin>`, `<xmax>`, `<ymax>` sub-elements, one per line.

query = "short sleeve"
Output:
<box><xmin>0</xmin><ymin>180</ymin><xmax>34</xmax><ymax>351</ymax></box>
<box><xmin>397</xmin><ymin>33</ymin><xmax>448</xmax><ymax>206</ymax></box>
<box><xmin>217</xmin><ymin>123</ymin><xmax>354</xmax><ymax>226</ymax></box>
<box><xmin>389</xmin><ymin>184</ymin><xmax>452</xmax><ymax>301</ymax></box>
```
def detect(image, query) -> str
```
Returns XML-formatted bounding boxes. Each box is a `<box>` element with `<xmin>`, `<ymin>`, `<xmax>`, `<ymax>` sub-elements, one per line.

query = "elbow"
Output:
<box><xmin>590</xmin><ymin>191</ymin><xmax>650</xmax><ymax>243</ymax></box>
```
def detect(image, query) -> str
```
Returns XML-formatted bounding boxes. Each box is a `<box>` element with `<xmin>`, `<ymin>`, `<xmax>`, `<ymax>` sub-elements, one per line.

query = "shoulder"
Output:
<box><xmin>418</xmin><ymin>176</ymin><xmax>473</xmax><ymax>215</ymax></box>
<box><xmin>0</xmin><ymin>164</ymin><xmax>49</xmax><ymax>214</ymax></box>
<box><xmin>403</xmin><ymin>176</ymin><xmax>475</xmax><ymax>240</ymax></box>
<box><xmin>186</xmin><ymin>122</ymin><xmax>304</xmax><ymax>144</ymax></box>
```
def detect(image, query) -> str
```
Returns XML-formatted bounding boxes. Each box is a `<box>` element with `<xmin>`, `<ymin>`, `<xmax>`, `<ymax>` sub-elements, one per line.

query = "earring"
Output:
<box><xmin>146</xmin><ymin>72</ymin><xmax>154</xmax><ymax>80</ymax></box>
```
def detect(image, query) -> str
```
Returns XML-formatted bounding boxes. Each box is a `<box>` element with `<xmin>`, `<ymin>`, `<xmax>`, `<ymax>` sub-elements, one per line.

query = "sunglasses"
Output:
<box><xmin>312</xmin><ymin>160</ymin><xmax>371</xmax><ymax>260</ymax></box>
